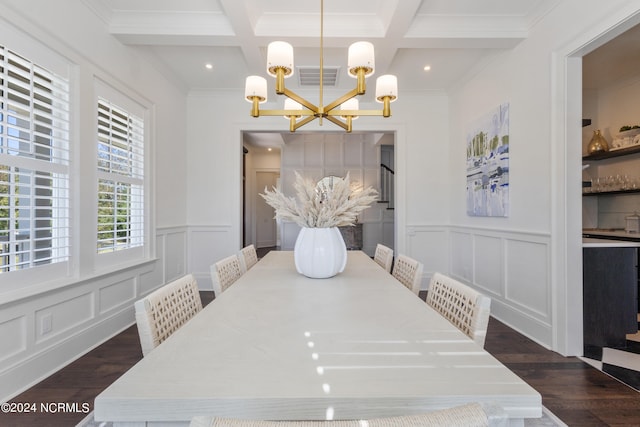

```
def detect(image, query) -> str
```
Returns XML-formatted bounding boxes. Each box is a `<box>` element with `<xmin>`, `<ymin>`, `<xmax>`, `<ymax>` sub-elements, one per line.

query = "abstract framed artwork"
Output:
<box><xmin>466</xmin><ymin>102</ymin><xmax>510</xmax><ymax>217</ymax></box>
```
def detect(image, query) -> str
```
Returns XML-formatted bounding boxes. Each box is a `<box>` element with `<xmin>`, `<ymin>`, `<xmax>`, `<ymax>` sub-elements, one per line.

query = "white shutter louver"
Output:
<box><xmin>96</xmin><ymin>98</ymin><xmax>144</xmax><ymax>253</ymax></box>
<box><xmin>0</xmin><ymin>46</ymin><xmax>70</xmax><ymax>272</ymax></box>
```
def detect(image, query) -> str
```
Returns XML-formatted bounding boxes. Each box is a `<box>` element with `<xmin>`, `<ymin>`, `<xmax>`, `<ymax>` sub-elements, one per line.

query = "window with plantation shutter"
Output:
<box><xmin>96</xmin><ymin>98</ymin><xmax>144</xmax><ymax>253</ymax></box>
<box><xmin>0</xmin><ymin>46</ymin><xmax>70</xmax><ymax>273</ymax></box>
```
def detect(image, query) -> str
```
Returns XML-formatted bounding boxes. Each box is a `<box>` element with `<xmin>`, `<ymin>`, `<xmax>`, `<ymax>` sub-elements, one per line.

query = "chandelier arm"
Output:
<box><xmin>327</xmin><ymin>110</ymin><xmax>387</xmax><ymax>117</ymax></box>
<box><xmin>323</xmin><ymin>88</ymin><xmax>360</xmax><ymax>113</ymax></box>
<box><xmin>252</xmin><ymin>109</ymin><xmax>315</xmax><ymax>117</ymax></box>
<box><xmin>292</xmin><ymin>115</ymin><xmax>318</xmax><ymax>131</ymax></box>
<box><xmin>281</xmin><ymin>88</ymin><xmax>320</xmax><ymax>114</ymax></box>
<box><xmin>323</xmin><ymin>115</ymin><xmax>350</xmax><ymax>132</ymax></box>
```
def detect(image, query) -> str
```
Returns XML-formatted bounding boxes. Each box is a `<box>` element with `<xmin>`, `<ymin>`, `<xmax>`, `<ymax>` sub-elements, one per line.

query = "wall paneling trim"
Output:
<box><xmin>0</xmin><ymin>227</ymin><xmax>189</xmax><ymax>402</ymax></box>
<box><xmin>408</xmin><ymin>225</ymin><xmax>552</xmax><ymax>348</ymax></box>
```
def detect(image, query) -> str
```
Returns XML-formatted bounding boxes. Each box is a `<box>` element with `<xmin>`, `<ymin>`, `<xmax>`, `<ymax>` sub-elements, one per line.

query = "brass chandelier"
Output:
<box><xmin>244</xmin><ymin>0</ymin><xmax>398</xmax><ymax>133</ymax></box>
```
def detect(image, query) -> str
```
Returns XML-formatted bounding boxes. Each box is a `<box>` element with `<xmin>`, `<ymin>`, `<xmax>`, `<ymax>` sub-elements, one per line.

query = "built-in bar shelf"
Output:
<box><xmin>583</xmin><ymin>144</ymin><xmax>640</xmax><ymax>161</ymax></box>
<box><xmin>583</xmin><ymin>189</ymin><xmax>640</xmax><ymax>197</ymax></box>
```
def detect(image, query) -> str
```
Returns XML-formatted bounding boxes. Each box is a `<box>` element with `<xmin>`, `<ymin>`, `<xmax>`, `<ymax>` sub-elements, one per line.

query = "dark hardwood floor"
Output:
<box><xmin>2</xmin><ymin>290</ymin><xmax>639</xmax><ymax>426</ymax></box>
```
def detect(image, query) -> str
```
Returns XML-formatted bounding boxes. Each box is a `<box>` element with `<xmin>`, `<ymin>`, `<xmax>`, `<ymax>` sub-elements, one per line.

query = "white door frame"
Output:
<box><xmin>252</xmin><ymin>168</ymin><xmax>280</xmax><ymax>248</ymax></box>
<box><xmin>552</xmin><ymin>7</ymin><xmax>640</xmax><ymax>355</ymax></box>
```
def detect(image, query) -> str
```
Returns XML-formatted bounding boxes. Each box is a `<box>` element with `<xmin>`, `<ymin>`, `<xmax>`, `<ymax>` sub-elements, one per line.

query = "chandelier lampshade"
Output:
<box><xmin>245</xmin><ymin>75</ymin><xmax>268</xmax><ymax>117</ymax></box>
<box><xmin>267</xmin><ymin>41</ymin><xmax>294</xmax><ymax>77</ymax></box>
<box><xmin>283</xmin><ymin>98</ymin><xmax>303</xmax><ymax>118</ymax></box>
<box><xmin>340</xmin><ymin>98</ymin><xmax>359</xmax><ymax>120</ymax></box>
<box><xmin>347</xmin><ymin>42</ymin><xmax>375</xmax><ymax>77</ymax></box>
<box><xmin>375</xmin><ymin>75</ymin><xmax>398</xmax><ymax>117</ymax></box>
<box><xmin>243</xmin><ymin>0</ymin><xmax>398</xmax><ymax>133</ymax></box>
<box><xmin>245</xmin><ymin>76</ymin><xmax>267</xmax><ymax>101</ymax></box>
<box><xmin>375</xmin><ymin>75</ymin><xmax>398</xmax><ymax>101</ymax></box>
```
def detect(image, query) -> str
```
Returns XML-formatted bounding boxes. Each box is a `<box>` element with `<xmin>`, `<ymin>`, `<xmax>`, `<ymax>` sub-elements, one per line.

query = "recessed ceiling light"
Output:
<box><xmin>205</xmin><ymin>63</ymin><xmax>213</xmax><ymax>70</ymax></box>
<box><xmin>267</xmin><ymin>147</ymin><xmax>272</xmax><ymax>152</ymax></box>
<box><xmin>423</xmin><ymin>65</ymin><xmax>431</xmax><ymax>72</ymax></box>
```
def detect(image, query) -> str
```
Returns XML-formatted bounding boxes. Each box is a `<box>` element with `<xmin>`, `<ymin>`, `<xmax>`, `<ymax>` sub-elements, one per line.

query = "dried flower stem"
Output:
<box><xmin>260</xmin><ymin>171</ymin><xmax>378</xmax><ymax>228</ymax></box>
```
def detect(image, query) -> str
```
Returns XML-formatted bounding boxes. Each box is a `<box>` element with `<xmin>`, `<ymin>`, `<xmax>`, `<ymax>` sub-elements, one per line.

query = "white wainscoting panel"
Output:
<box><xmin>0</xmin><ymin>316</ymin><xmax>26</xmax><ymax>365</ymax></box>
<box><xmin>34</xmin><ymin>293</ymin><xmax>94</xmax><ymax>344</ymax></box>
<box><xmin>187</xmin><ymin>225</ymin><xmax>234</xmax><ymax>290</ymax></box>
<box><xmin>344</xmin><ymin>139</ymin><xmax>363</xmax><ymax>167</ymax></box>
<box><xmin>406</xmin><ymin>227</ymin><xmax>449</xmax><ymax>290</ymax></box>
<box><xmin>281</xmin><ymin>222</ymin><xmax>301</xmax><ymax>251</ymax></box>
<box><xmin>504</xmin><ymin>238</ymin><xmax>550</xmax><ymax>317</ymax></box>
<box><xmin>164</xmin><ymin>229</ymin><xmax>188</xmax><ymax>284</ymax></box>
<box><xmin>362</xmin><ymin>222</ymin><xmax>382</xmax><ymax>257</ymax></box>
<box><xmin>448</xmin><ymin>226</ymin><xmax>552</xmax><ymax>348</ymax></box>
<box><xmin>473</xmin><ymin>235</ymin><xmax>503</xmax><ymax>296</ymax></box>
<box><xmin>305</xmin><ymin>139</ymin><xmax>325</xmax><ymax>167</ymax></box>
<box><xmin>141</xmin><ymin>226</ymin><xmax>186</xmax><ymax>295</ymax></box>
<box><xmin>281</xmin><ymin>141</ymin><xmax>304</xmax><ymax>167</ymax></box>
<box><xmin>324</xmin><ymin>139</ymin><xmax>343</xmax><ymax>168</ymax></box>
<box><xmin>99</xmin><ymin>278</ymin><xmax>136</xmax><ymax>315</ymax></box>
<box><xmin>408</xmin><ymin>225</ymin><xmax>552</xmax><ymax>347</ymax></box>
<box><xmin>450</xmin><ymin>231</ymin><xmax>474</xmax><ymax>282</ymax></box>
<box><xmin>0</xmin><ymin>227</ymin><xmax>184</xmax><ymax>402</ymax></box>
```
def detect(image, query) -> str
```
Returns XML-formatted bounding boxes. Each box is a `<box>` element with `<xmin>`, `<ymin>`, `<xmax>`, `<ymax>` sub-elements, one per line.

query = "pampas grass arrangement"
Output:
<box><xmin>261</xmin><ymin>171</ymin><xmax>378</xmax><ymax>228</ymax></box>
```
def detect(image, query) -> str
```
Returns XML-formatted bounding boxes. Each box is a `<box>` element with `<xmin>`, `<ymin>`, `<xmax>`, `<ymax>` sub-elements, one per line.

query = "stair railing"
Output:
<box><xmin>380</xmin><ymin>163</ymin><xmax>394</xmax><ymax>209</ymax></box>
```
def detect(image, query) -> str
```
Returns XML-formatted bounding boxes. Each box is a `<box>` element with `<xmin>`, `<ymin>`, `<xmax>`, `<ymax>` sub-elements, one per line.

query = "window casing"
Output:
<box><xmin>0</xmin><ymin>46</ymin><xmax>70</xmax><ymax>273</ymax></box>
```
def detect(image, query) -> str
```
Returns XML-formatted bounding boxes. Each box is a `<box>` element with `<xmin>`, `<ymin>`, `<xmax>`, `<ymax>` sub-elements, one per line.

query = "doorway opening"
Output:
<box><xmin>558</xmin><ymin>11</ymin><xmax>640</xmax><ymax>357</ymax></box>
<box><xmin>241</xmin><ymin>131</ymin><xmax>396</xmax><ymax>258</ymax></box>
<box><xmin>572</xmin><ymin>20</ymin><xmax>640</xmax><ymax>386</ymax></box>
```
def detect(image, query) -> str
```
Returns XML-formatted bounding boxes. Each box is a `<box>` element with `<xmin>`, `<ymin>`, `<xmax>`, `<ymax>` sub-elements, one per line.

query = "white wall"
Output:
<box><xmin>448</xmin><ymin>0</ymin><xmax>640</xmax><ymax>355</ymax></box>
<box><xmin>0</xmin><ymin>1</ymin><xmax>189</xmax><ymax>401</ymax></box>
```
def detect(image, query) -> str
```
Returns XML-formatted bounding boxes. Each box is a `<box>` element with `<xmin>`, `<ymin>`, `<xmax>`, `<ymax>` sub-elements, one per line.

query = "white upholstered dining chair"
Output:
<box><xmin>373</xmin><ymin>243</ymin><xmax>394</xmax><ymax>273</ymax></box>
<box><xmin>211</xmin><ymin>254</ymin><xmax>243</xmax><ymax>296</ymax></box>
<box><xmin>426</xmin><ymin>272</ymin><xmax>492</xmax><ymax>347</ymax></box>
<box><xmin>391</xmin><ymin>254</ymin><xmax>423</xmax><ymax>295</ymax></box>
<box><xmin>189</xmin><ymin>402</ymin><xmax>502</xmax><ymax>427</ymax></box>
<box><xmin>134</xmin><ymin>273</ymin><xmax>203</xmax><ymax>357</ymax></box>
<box><xmin>238</xmin><ymin>244</ymin><xmax>258</xmax><ymax>273</ymax></box>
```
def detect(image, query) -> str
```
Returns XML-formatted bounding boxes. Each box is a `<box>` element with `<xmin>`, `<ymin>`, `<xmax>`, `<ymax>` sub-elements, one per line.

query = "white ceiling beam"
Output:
<box><xmin>372</xmin><ymin>0</ymin><xmax>422</xmax><ymax>76</ymax></box>
<box><xmin>218</xmin><ymin>0</ymin><xmax>263</xmax><ymax>75</ymax></box>
<box><xmin>109</xmin><ymin>10</ymin><xmax>234</xmax><ymax>41</ymax></box>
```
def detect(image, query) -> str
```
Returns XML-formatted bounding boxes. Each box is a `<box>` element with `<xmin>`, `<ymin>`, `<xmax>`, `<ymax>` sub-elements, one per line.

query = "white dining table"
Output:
<box><xmin>94</xmin><ymin>250</ymin><xmax>541</xmax><ymax>426</ymax></box>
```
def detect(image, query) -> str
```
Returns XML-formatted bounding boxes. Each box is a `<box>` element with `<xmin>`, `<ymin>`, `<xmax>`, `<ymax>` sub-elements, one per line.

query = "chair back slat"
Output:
<box><xmin>212</xmin><ymin>254</ymin><xmax>242</xmax><ymax>296</ymax></box>
<box><xmin>135</xmin><ymin>274</ymin><xmax>202</xmax><ymax>356</ymax></box>
<box><xmin>373</xmin><ymin>243</ymin><xmax>393</xmax><ymax>273</ymax></box>
<box><xmin>426</xmin><ymin>272</ymin><xmax>491</xmax><ymax>347</ymax></box>
<box><xmin>391</xmin><ymin>254</ymin><xmax>423</xmax><ymax>295</ymax></box>
<box><xmin>239</xmin><ymin>244</ymin><xmax>258</xmax><ymax>273</ymax></box>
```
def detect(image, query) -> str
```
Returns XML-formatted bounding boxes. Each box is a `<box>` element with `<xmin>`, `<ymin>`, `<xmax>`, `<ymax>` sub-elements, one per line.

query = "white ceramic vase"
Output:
<box><xmin>294</xmin><ymin>227</ymin><xmax>347</xmax><ymax>279</ymax></box>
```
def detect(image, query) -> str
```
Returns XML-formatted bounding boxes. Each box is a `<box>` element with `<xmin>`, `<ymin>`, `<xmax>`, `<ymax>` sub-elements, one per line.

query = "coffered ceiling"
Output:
<box><xmin>83</xmin><ymin>0</ymin><xmax>561</xmax><ymax>94</ymax></box>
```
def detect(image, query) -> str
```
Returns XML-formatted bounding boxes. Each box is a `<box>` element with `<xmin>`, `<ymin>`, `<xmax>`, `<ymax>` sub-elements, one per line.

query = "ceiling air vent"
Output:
<box><xmin>297</xmin><ymin>66</ymin><xmax>340</xmax><ymax>86</ymax></box>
